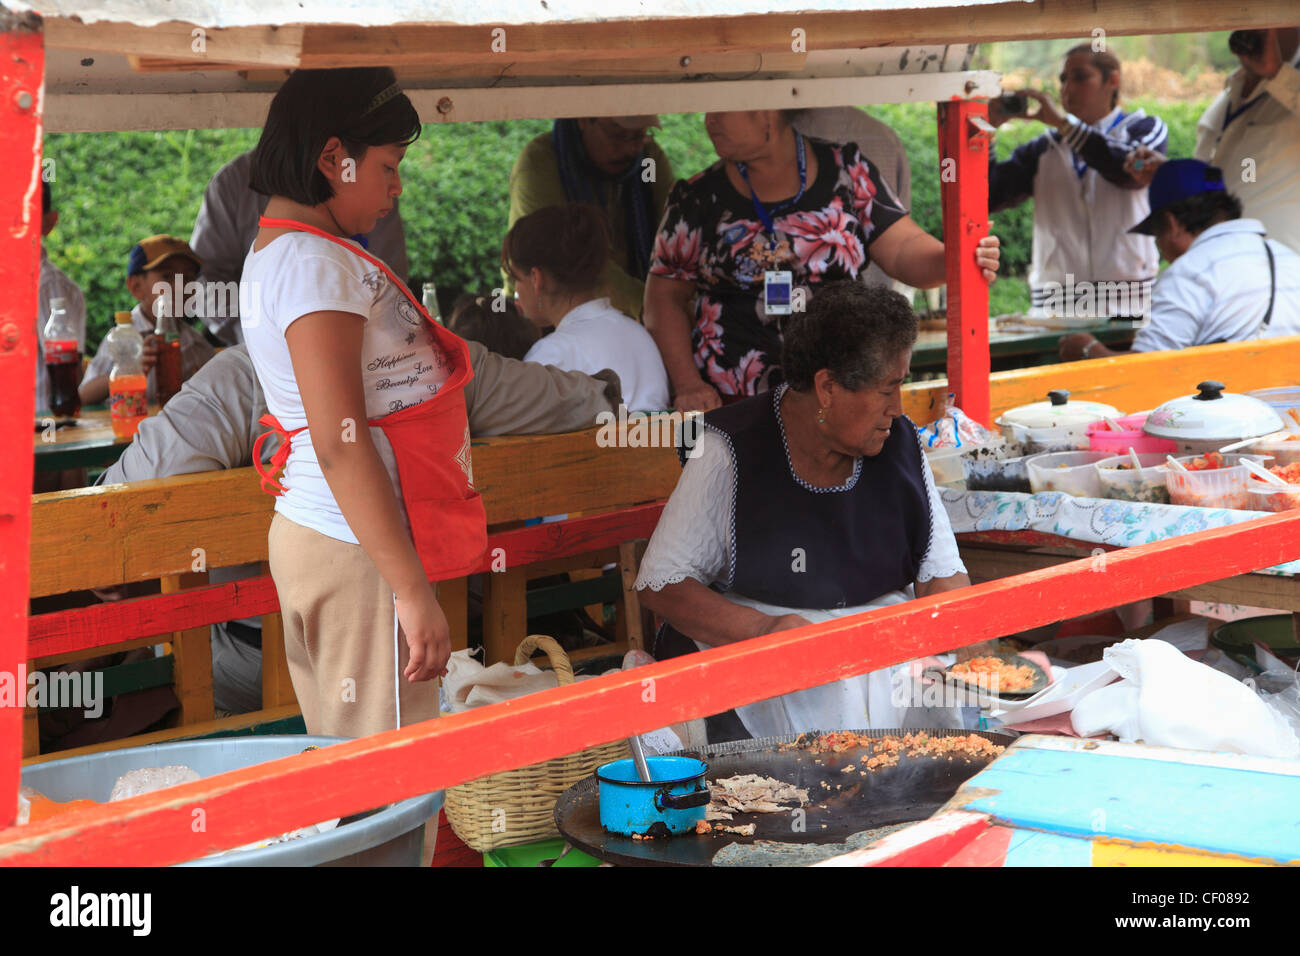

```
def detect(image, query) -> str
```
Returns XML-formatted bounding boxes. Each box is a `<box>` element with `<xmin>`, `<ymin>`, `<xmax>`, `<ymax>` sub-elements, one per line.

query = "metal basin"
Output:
<box><xmin>22</xmin><ymin>735</ymin><xmax>442</xmax><ymax>866</ymax></box>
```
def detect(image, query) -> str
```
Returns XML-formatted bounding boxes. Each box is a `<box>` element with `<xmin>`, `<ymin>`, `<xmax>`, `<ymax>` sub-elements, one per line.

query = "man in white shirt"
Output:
<box><xmin>98</xmin><ymin>342</ymin><xmax>623</xmax><ymax>714</ymax></box>
<box><xmin>1194</xmin><ymin>28</ymin><xmax>1300</xmax><ymax>255</ymax></box>
<box><xmin>189</xmin><ymin>150</ymin><xmax>410</xmax><ymax>345</ymax></box>
<box><xmin>80</xmin><ymin>235</ymin><xmax>216</xmax><ymax>405</ymax></box>
<box><xmin>36</xmin><ymin>181</ymin><xmax>87</xmax><ymax>414</ymax></box>
<box><xmin>1059</xmin><ymin>160</ymin><xmax>1300</xmax><ymax>360</ymax></box>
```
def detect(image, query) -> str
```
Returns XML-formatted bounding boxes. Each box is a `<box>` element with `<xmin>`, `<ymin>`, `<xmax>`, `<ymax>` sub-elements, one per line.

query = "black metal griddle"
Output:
<box><xmin>553</xmin><ymin>728</ymin><xmax>1014</xmax><ymax>866</ymax></box>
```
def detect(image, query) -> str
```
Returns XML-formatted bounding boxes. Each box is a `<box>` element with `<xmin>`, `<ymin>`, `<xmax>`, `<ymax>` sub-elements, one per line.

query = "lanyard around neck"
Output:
<box><xmin>736</xmin><ymin>131</ymin><xmax>807</xmax><ymax>240</ymax></box>
<box><xmin>1222</xmin><ymin>93</ymin><xmax>1265</xmax><ymax>132</ymax></box>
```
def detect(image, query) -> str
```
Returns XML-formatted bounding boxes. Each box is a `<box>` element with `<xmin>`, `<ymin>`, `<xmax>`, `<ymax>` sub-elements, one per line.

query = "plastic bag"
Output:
<box><xmin>1070</xmin><ymin>638</ymin><xmax>1300</xmax><ymax>758</ymax></box>
<box><xmin>916</xmin><ymin>393</ymin><xmax>999</xmax><ymax>450</ymax></box>
<box><xmin>109</xmin><ymin>765</ymin><xmax>200</xmax><ymax>802</ymax></box>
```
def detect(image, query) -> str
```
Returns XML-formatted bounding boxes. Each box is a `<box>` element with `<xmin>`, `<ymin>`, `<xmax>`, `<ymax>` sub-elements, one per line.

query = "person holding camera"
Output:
<box><xmin>988</xmin><ymin>45</ymin><xmax>1168</xmax><ymax>318</ymax></box>
<box><xmin>1129</xmin><ymin>29</ymin><xmax>1300</xmax><ymax>255</ymax></box>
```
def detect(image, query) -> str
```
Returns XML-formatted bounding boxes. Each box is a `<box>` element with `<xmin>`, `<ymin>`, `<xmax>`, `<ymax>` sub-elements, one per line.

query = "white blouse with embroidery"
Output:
<box><xmin>635</xmin><ymin>387</ymin><xmax>966</xmax><ymax>598</ymax></box>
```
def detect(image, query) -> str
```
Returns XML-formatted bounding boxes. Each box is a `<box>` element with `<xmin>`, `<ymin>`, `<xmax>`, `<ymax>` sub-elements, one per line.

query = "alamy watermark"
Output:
<box><xmin>0</xmin><ymin>667</ymin><xmax>103</xmax><ymax>718</ymax></box>
<box><xmin>1037</xmin><ymin>274</ymin><xmax>1151</xmax><ymax>320</ymax></box>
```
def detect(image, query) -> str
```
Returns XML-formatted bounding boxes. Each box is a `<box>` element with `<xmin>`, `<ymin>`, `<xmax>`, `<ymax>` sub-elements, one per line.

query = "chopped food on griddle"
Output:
<box><xmin>949</xmin><ymin>656</ymin><xmax>1038</xmax><ymax>692</ymax></box>
<box><xmin>706</xmin><ymin>773</ymin><xmax>809</xmax><ymax>820</ymax></box>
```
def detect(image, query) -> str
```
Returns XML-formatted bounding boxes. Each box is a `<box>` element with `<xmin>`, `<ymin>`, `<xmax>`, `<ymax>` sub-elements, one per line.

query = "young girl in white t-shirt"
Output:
<box><xmin>240</xmin><ymin>68</ymin><xmax>471</xmax><ymax>739</ymax></box>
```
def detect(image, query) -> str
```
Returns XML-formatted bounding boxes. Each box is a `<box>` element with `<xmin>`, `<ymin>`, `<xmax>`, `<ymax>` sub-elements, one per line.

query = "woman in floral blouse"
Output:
<box><xmin>646</xmin><ymin>109</ymin><xmax>1001</xmax><ymax>411</ymax></box>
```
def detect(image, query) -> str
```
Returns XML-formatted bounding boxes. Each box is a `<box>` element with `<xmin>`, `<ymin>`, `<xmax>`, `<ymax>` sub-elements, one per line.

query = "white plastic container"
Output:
<box><xmin>1095</xmin><ymin>452</ymin><xmax>1171</xmax><ymax>504</ymax></box>
<box><xmin>1026</xmin><ymin>450</ymin><xmax>1112</xmax><ymax>497</ymax></box>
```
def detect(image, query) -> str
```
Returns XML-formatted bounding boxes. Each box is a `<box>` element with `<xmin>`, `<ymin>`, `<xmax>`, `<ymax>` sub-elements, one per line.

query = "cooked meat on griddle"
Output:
<box><xmin>706</xmin><ymin>773</ymin><xmax>810</xmax><ymax>821</ymax></box>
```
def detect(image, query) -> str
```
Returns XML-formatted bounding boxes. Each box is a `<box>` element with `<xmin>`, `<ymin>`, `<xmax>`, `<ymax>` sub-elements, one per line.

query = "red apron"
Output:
<box><xmin>251</xmin><ymin>217</ymin><xmax>487</xmax><ymax>582</ymax></box>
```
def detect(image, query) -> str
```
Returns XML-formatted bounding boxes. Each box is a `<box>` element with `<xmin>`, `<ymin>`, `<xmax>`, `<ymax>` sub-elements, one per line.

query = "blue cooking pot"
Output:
<box><xmin>596</xmin><ymin>756</ymin><xmax>710</xmax><ymax>837</ymax></box>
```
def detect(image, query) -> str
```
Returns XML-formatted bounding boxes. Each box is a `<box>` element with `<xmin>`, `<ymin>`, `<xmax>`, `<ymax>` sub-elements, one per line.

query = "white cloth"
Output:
<box><xmin>789</xmin><ymin>106</ymin><xmax>913</xmax><ymax>296</ymax></box>
<box><xmin>241</xmin><ymin>232</ymin><xmax>451</xmax><ymax>545</ymax></box>
<box><xmin>36</xmin><ymin>246</ymin><xmax>87</xmax><ymax>414</ymax></box>
<box><xmin>523</xmin><ymin>297</ymin><xmax>670</xmax><ymax>412</ymax></box>
<box><xmin>83</xmin><ymin>303</ymin><xmax>215</xmax><ymax>404</ymax></box>
<box><xmin>1195</xmin><ymin>51</ymin><xmax>1300</xmax><ymax>255</ymax></box>
<box><xmin>1027</xmin><ymin>106</ymin><xmax>1162</xmax><ymax>304</ymax></box>
<box><xmin>635</xmin><ymin>415</ymin><xmax>966</xmax><ymax>595</ymax></box>
<box><xmin>189</xmin><ymin>150</ymin><xmax>411</xmax><ymax>345</ymax></box>
<box><xmin>1130</xmin><ymin>219</ymin><xmax>1300</xmax><ymax>352</ymax></box>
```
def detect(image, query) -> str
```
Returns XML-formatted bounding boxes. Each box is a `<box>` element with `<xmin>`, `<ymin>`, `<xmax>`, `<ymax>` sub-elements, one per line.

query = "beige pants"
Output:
<box><xmin>268</xmin><ymin>512</ymin><xmax>440</xmax><ymax>738</ymax></box>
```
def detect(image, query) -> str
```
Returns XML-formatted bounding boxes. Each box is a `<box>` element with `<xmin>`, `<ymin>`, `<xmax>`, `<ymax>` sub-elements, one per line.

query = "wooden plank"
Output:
<box><xmin>45</xmin><ymin>20</ymin><xmax>304</xmax><ymax>67</ymax></box>
<box><xmin>438</xmin><ymin>577</ymin><xmax>470</xmax><ymax>654</ymax></box>
<box><xmin>816</xmin><ymin>811</ymin><xmax>992</xmax><ymax>867</ymax></box>
<box><xmin>0</xmin><ymin>12</ymin><xmax>44</xmax><ymax>827</ymax></box>
<box><xmin>291</xmin><ymin>2</ymin><xmax>1298</xmax><ymax>70</ymax></box>
<box><xmin>5</xmin><ymin>510</ymin><xmax>1300</xmax><ymax>865</ymax></box>
<box><xmin>938</xmin><ymin>99</ymin><xmax>991</xmax><ymax>425</ymax></box>
<box><xmin>960</xmin><ymin>546</ymin><xmax>1300</xmax><ymax>611</ymax></box>
<box><xmin>482</xmin><ymin>566</ymin><xmax>527</xmax><ymax>666</ymax></box>
<box><xmin>20</xmin><ymin>705</ymin><xmax>303</xmax><ymax>766</ymax></box>
<box><xmin>29</xmin><ymin>428</ymin><xmax>679</xmax><ymax>595</ymax></box>
<box><xmin>901</xmin><ymin>335</ymin><xmax>1300</xmax><ymax>425</ymax></box>
<box><xmin>618</xmin><ymin>540</ymin><xmax>645</xmax><ymax>652</ymax></box>
<box><xmin>161</xmin><ymin>572</ymin><xmax>214</xmax><ymax>726</ymax></box>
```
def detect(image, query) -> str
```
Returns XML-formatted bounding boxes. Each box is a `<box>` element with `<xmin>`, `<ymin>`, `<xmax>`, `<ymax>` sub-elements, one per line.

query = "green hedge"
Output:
<box><xmin>43</xmin><ymin>98</ymin><xmax>1210</xmax><ymax>344</ymax></box>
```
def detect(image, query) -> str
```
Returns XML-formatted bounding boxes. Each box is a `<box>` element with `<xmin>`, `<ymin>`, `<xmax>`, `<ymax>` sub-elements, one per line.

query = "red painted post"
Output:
<box><xmin>937</xmin><ymin>99</ymin><xmax>991</xmax><ymax>425</ymax></box>
<box><xmin>0</xmin><ymin>10</ymin><xmax>43</xmax><ymax>830</ymax></box>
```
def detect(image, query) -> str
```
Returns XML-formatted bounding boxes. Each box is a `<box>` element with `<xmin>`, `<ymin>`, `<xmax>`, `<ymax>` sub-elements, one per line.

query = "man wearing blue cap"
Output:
<box><xmin>1059</xmin><ymin>159</ymin><xmax>1300</xmax><ymax>361</ymax></box>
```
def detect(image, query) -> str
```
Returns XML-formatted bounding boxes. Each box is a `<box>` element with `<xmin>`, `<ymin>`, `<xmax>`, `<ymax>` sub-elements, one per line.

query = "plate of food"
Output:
<box><xmin>942</xmin><ymin>653</ymin><xmax>1050</xmax><ymax>699</ymax></box>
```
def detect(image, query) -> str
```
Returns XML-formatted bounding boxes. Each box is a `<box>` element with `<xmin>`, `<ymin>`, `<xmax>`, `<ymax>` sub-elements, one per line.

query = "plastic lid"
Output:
<box><xmin>114</xmin><ymin>311</ymin><xmax>133</xmax><ymax>324</ymax></box>
<box><xmin>1144</xmin><ymin>380</ymin><xmax>1283</xmax><ymax>441</ymax></box>
<box><xmin>999</xmin><ymin>389</ymin><xmax>1122</xmax><ymax>430</ymax></box>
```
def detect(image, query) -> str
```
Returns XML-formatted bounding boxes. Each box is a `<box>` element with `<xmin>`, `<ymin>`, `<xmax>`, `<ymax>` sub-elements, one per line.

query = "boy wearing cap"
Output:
<box><xmin>79</xmin><ymin>235</ymin><xmax>216</xmax><ymax>405</ymax></box>
<box><xmin>1060</xmin><ymin>159</ymin><xmax>1300</xmax><ymax>360</ymax></box>
<box><xmin>506</xmin><ymin>116</ymin><xmax>675</xmax><ymax>320</ymax></box>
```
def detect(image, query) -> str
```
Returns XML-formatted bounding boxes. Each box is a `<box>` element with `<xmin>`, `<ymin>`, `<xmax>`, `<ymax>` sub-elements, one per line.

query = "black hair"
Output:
<box><xmin>42</xmin><ymin>180</ymin><xmax>51</xmax><ymax>214</ymax></box>
<box><xmin>1064</xmin><ymin>44</ymin><xmax>1122</xmax><ymax>109</ymax></box>
<box><xmin>1163</xmin><ymin>190</ymin><xmax>1242</xmax><ymax>236</ymax></box>
<box><xmin>781</xmin><ymin>281</ymin><xmax>918</xmax><ymax>392</ymax></box>
<box><xmin>448</xmin><ymin>292</ymin><xmax>539</xmax><ymax>361</ymax></box>
<box><xmin>249</xmin><ymin>68</ymin><xmax>422</xmax><ymax>205</ymax></box>
<box><xmin>501</xmin><ymin>203</ymin><xmax>610</xmax><ymax>296</ymax></box>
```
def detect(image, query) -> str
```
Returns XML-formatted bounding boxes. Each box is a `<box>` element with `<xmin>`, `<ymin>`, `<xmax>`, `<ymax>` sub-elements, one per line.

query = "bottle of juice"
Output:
<box><xmin>107</xmin><ymin>312</ymin><xmax>148</xmax><ymax>439</ymax></box>
<box><xmin>153</xmin><ymin>301</ymin><xmax>183</xmax><ymax>407</ymax></box>
<box><xmin>41</xmin><ymin>296</ymin><xmax>82</xmax><ymax>419</ymax></box>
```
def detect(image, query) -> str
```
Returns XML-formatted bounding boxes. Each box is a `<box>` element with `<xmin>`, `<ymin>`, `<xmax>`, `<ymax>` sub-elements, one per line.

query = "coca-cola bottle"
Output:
<box><xmin>153</xmin><ymin>300</ymin><xmax>183</xmax><ymax>407</ymax></box>
<box><xmin>41</xmin><ymin>297</ymin><xmax>81</xmax><ymax>419</ymax></box>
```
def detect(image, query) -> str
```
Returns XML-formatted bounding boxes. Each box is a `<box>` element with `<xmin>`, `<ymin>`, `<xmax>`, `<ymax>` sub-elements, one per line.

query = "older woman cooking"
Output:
<box><xmin>635</xmin><ymin>282</ymin><xmax>973</xmax><ymax>743</ymax></box>
<box><xmin>646</xmin><ymin>109</ymin><xmax>1000</xmax><ymax>411</ymax></box>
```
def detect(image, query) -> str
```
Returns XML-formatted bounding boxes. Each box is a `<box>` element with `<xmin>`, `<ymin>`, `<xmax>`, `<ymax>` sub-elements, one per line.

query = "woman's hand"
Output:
<box><xmin>1022</xmin><ymin>89</ymin><xmax>1067</xmax><ymax>129</ymax></box>
<box><xmin>141</xmin><ymin>334</ymin><xmax>161</xmax><ymax>375</ymax></box>
<box><xmin>395</xmin><ymin>582</ymin><xmax>451</xmax><ymax>681</ymax></box>
<box><xmin>674</xmin><ymin>379</ymin><xmax>722</xmax><ymax>412</ymax></box>
<box><xmin>1059</xmin><ymin>332</ymin><xmax>1099</xmax><ymax>362</ymax></box>
<box><xmin>975</xmin><ymin>235</ymin><xmax>1000</xmax><ymax>282</ymax></box>
<box><xmin>1123</xmin><ymin>146</ymin><xmax>1164</xmax><ymax>187</ymax></box>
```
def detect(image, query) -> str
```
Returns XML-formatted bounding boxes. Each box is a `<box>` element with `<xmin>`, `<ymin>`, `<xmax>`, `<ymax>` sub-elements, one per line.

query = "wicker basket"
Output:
<box><xmin>443</xmin><ymin>635</ymin><xmax>630</xmax><ymax>852</ymax></box>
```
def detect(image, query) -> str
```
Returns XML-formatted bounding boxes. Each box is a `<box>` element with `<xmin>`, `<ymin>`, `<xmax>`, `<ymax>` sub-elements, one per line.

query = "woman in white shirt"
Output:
<box><xmin>635</xmin><ymin>282</ymin><xmax>971</xmax><ymax>742</ymax></box>
<box><xmin>506</xmin><ymin>203</ymin><xmax>671</xmax><ymax>412</ymax></box>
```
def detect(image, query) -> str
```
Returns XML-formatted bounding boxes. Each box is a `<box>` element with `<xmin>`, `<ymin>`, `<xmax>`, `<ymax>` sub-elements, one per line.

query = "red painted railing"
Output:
<box><xmin>4</xmin><ymin>508</ymin><xmax>1299</xmax><ymax>864</ymax></box>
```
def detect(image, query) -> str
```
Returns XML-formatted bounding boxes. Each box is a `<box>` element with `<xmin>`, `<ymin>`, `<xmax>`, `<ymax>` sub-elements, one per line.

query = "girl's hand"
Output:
<box><xmin>1022</xmin><ymin>89</ymin><xmax>1066</xmax><ymax>129</ymax></box>
<box><xmin>975</xmin><ymin>235</ymin><xmax>1001</xmax><ymax>282</ymax></box>
<box><xmin>394</xmin><ymin>583</ymin><xmax>451</xmax><ymax>682</ymax></box>
<box><xmin>1124</xmin><ymin>146</ymin><xmax>1164</xmax><ymax>187</ymax></box>
<box><xmin>674</xmin><ymin>380</ymin><xmax>723</xmax><ymax>412</ymax></box>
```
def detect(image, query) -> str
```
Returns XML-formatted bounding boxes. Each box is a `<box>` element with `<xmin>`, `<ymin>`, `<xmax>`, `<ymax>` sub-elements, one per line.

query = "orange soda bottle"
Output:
<box><xmin>107</xmin><ymin>311</ymin><xmax>148</xmax><ymax>439</ymax></box>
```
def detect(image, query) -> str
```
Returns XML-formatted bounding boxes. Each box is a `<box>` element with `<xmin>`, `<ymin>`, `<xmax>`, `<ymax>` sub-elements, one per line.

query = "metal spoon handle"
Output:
<box><xmin>629</xmin><ymin>733</ymin><xmax>652</xmax><ymax>782</ymax></box>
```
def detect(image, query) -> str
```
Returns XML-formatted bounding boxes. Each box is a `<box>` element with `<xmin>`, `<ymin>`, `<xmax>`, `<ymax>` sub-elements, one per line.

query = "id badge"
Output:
<box><xmin>764</xmin><ymin>270</ymin><xmax>793</xmax><ymax>316</ymax></box>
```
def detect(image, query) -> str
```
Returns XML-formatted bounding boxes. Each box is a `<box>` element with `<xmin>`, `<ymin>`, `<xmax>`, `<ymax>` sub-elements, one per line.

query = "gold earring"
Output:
<box><xmin>817</xmin><ymin>407</ymin><xmax>825</xmax><ymax>424</ymax></box>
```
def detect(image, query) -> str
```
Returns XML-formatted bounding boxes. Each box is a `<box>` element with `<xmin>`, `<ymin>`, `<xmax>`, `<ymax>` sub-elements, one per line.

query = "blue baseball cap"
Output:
<box><xmin>1129</xmin><ymin>159</ymin><xmax>1227</xmax><ymax>235</ymax></box>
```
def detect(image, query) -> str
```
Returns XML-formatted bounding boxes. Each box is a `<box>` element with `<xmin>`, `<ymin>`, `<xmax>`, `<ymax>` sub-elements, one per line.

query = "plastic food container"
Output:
<box><xmin>1086</xmin><ymin>412</ymin><xmax>1177</xmax><ymax>455</ymax></box>
<box><xmin>997</xmin><ymin>390</ymin><xmax>1123</xmax><ymax>454</ymax></box>
<box><xmin>1145</xmin><ymin>381</ymin><xmax>1284</xmax><ymax>454</ymax></box>
<box><xmin>1026</xmin><ymin>450</ymin><xmax>1112</xmax><ymax>497</ymax></box>
<box><xmin>1165</xmin><ymin>453</ymin><xmax>1272</xmax><ymax>511</ymax></box>
<box><xmin>1249</xmin><ymin>435</ymin><xmax>1300</xmax><ymax>467</ymax></box>
<box><xmin>1095</xmin><ymin>452</ymin><xmax>1172</xmax><ymax>504</ymax></box>
<box><xmin>1247</xmin><ymin>481</ymin><xmax>1300</xmax><ymax>512</ymax></box>
<box><xmin>925</xmin><ymin>446</ymin><xmax>967</xmax><ymax>489</ymax></box>
<box><xmin>961</xmin><ymin>439</ymin><xmax>1032</xmax><ymax>493</ymax></box>
<box><xmin>1247</xmin><ymin>386</ymin><xmax>1300</xmax><ymax>419</ymax></box>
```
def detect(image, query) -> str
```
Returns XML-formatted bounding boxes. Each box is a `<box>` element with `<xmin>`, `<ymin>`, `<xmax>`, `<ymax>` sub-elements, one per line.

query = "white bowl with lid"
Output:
<box><xmin>1143</xmin><ymin>381</ymin><xmax>1284</xmax><ymax>454</ymax></box>
<box><xmin>996</xmin><ymin>390</ymin><xmax>1123</xmax><ymax>453</ymax></box>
